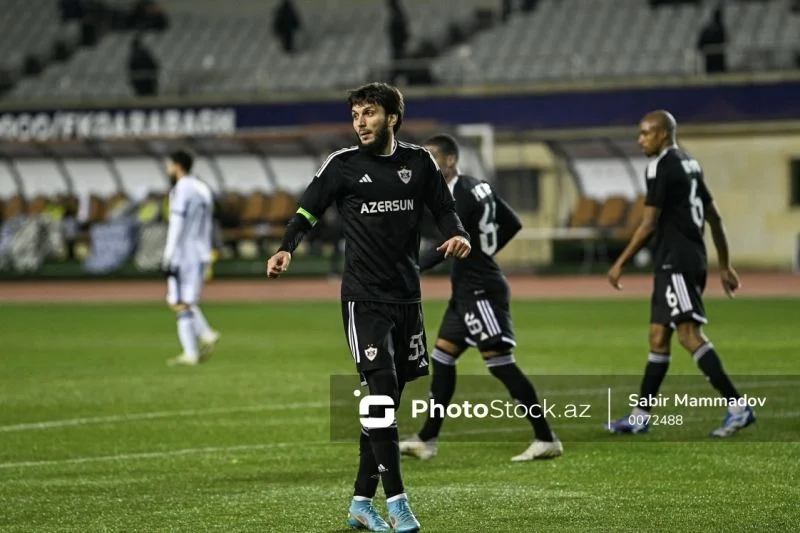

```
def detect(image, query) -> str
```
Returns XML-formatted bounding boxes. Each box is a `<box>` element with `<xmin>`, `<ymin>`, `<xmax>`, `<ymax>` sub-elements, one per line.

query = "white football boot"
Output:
<box><xmin>511</xmin><ymin>434</ymin><xmax>564</xmax><ymax>462</ymax></box>
<box><xmin>199</xmin><ymin>330</ymin><xmax>221</xmax><ymax>362</ymax></box>
<box><xmin>167</xmin><ymin>353</ymin><xmax>200</xmax><ymax>367</ymax></box>
<box><xmin>399</xmin><ymin>435</ymin><xmax>438</xmax><ymax>460</ymax></box>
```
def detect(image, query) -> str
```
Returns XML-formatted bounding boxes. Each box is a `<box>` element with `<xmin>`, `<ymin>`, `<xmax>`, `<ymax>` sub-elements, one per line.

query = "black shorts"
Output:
<box><xmin>437</xmin><ymin>297</ymin><xmax>516</xmax><ymax>352</ymax></box>
<box><xmin>341</xmin><ymin>300</ymin><xmax>430</xmax><ymax>384</ymax></box>
<box><xmin>651</xmin><ymin>271</ymin><xmax>707</xmax><ymax>327</ymax></box>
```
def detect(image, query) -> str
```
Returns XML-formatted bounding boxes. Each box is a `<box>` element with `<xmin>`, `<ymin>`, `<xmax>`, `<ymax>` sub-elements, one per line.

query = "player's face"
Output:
<box><xmin>352</xmin><ymin>103</ymin><xmax>394</xmax><ymax>153</ymax></box>
<box><xmin>638</xmin><ymin>119</ymin><xmax>665</xmax><ymax>157</ymax></box>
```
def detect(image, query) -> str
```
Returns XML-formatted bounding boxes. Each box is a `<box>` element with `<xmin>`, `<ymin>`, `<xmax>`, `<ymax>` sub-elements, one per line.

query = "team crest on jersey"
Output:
<box><xmin>397</xmin><ymin>167</ymin><xmax>412</xmax><ymax>184</ymax></box>
<box><xmin>364</xmin><ymin>345</ymin><xmax>378</xmax><ymax>361</ymax></box>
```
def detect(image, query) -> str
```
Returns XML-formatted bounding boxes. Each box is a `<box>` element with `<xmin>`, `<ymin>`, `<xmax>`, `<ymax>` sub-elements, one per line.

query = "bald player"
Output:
<box><xmin>606</xmin><ymin>110</ymin><xmax>753</xmax><ymax>438</ymax></box>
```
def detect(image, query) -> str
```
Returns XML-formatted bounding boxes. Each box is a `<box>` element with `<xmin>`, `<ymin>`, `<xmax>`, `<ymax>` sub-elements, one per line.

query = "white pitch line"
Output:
<box><xmin>4</xmin><ymin>410</ymin><xmax>800</xmax><ymax>470</ymax></box>
<box><xmin>0</xmin><ymin>401</ymin><xmax>333</xmax><ymax>432</ymax></box>
<box><xmin>1</xmin><ymin>379</ymin><xmax>797</xmax><ymax>433</ymax></box>
<box><xmin>0</xmin><ymin>441</ymin><xmax>332</xmax><ymax>470</ymax></box>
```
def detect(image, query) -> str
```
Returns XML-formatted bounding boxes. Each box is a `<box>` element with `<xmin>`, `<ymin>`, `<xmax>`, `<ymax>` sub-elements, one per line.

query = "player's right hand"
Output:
<box><xmin>608</xmin><ymin>262</ymin><xmax>623</xmax><ymax>290</ymax></box>
<box><xmin>720</xmin><ymin>266</ymin><xmax>740</xmax><ymax>298</ymax></box>
<box><xmin>437</xmin><ymin>235</ymin><xmax>471</xmax><ymax>259</ymax></box>
<box><xmin>266</xmin><ymin>250</ymin><xmax>292</xmax><ymax>278</ymax></box>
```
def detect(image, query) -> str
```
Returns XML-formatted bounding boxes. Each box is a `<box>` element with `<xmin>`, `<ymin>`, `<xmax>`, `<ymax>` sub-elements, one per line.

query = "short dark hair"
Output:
<box><xmin>347</xmin><ymin>82</ymin><xmax>404</xmax><ymax>134</ymax></box>
<box><xmin>643</xmin><ymin>110</ymin><xmax>677</xmax><ymax>139</ymax></box>
<box><xmin>169</xmin><ymin>149</ymin><xmax>194</xmax><ymax>173</ymax></box>
<box><xmin>424</xmin><ymin>134</ymin><xmax>459</xmax><ymax>160</ymax></box>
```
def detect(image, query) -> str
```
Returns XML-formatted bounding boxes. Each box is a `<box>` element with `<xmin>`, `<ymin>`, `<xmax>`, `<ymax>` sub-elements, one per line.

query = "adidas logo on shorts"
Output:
<box><xmin>359</xmin><ymin>174</ymin><xmax>373</xmax><ymax>183</ymax></box>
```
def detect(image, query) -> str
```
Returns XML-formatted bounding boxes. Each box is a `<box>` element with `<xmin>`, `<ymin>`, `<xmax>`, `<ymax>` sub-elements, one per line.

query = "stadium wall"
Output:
<box><xmin>3</xmin><ymin>74</ymin><xmax>800</xmax><ymax>139</ymax></box>
<box><xmin>493</xmin><ymin>131</ymin><xmax>800</xmax><ymax>270</ymax></box>
<box><xmin>682</xmin><ymin>133</ymin><xmax>800</xmax><ymax>269</ymax></box>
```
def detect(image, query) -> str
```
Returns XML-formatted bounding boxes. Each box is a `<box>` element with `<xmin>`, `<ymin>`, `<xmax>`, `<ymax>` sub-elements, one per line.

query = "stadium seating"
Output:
<box><xmin>595</xmin><ymin>196</ymin><xmax>629</xmax><ymax>232</ymax></box>
<box><xmin>0</xmin><ymin>0</ymin><xmax>81</xmax><ymax>83</ymax></box>
<box><xmin>613</xmin><ymin>194</ymin><xmax>646</xmax><ymax>241</ymax></box>
<box><xmin>568</xmin><ymin>197</ymin><xmax>601</xmax><ymax>229</ymax></box>
<box><xmin>433</xmin><ymin>0</ymin><xmax>800</xmax><ymax>84</ymax></box>
<box><xmin>565</xmin><ymin>193</ymin><xmax>645</xmax><ymax>239</ymax></box>
<box><xmin>2</xmin><ymin>195</ymin><xmax>26</xmax><ymax>221</ymax></box>
<box><xmin>3</xmin><ymin>0</ymin><xmax>491</xmax><ymax>100</ymax></box>
<box><xmin>2</xmin><ymin>0</ymin><xmax>798</xmax><ymax>100</ymax></box>
<box><xmin>0</xmin><ymin>127</ymin><xmax>491</xmax><ymax>267</ymax></box>
<box><xmin>511</xmin><ymin>135</ymin><xmax>649</xmax><ymax>272</ymax></box>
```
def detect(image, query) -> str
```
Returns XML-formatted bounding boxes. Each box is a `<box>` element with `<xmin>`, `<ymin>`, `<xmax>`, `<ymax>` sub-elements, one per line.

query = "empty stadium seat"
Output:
<box><xmin>595</xmin><ymin>196</ymin><xmax>629</xmax><ymax>231</ymax></box>
<box><xmin>433</xmin><ymin>0</ymin><xmax>800</xmax><ymax>84</ymax></box>
<box><xmin>2</xmin><ymin>195</ymin><xmax>27</xmax><ymax>221</ymax></box>
<box><xmin>613</xmin><ymin>194</ymin><xmax>646</xmax><ymax>240</ymax></box>
<box><xmin>27</xmin><ymin>195</ymin><xmax>50</xmax><ymax>217</ymax></box>
<box><xmin>569</xmin><ymin>197</ymin><xmax>601</xmax><ymax>228</ymax></box>
<box><xmin>1</xmin><ymin>0</ymin><xmax>495</xmax><ymax>99</ymax></box>
<box><xmin>236</xmin><ymin>191</ymin><xmax>271</xmax><ymax>240</ymax></box>
<box><xmin>0</xmin><ymin>0</ymin><xmax>62</xmax><ymax>76</ymax></box>
<box><xmin>265</xmin><ymin>190</ymin><xmax>298</xmax><ymax>235</ymax></box>
<box><xmin>220</xmin><ymin>191</ymin><xmax>244</xmax><ymax>218</ymax></box>
<box><xmin>1</xmin><ymin>0</ymin><xmax>797</xmax><ymax>99</ymax></box>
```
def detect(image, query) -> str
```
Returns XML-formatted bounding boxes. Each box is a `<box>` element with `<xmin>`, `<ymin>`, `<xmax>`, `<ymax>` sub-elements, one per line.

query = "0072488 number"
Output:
<box><xmin>628</xmin><ymin>413</ymin><xmax>684</xmax><ymax>426</ymax></box>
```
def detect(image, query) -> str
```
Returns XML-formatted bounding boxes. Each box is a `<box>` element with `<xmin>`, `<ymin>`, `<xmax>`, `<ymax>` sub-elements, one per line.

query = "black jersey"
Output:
<box><xmin>645</xmin><ymin>146</ymin><xmax>713</xmax><ymax>273</ymax></box>
<box><xmin>283</xmin><ymin>140</ymin><xmax>469</xmax><ymax>304</ymax></box>
<box><xmin>419</xmin><ymin>175</ymin><xmax>522</xmax><ymax>299</ymax></box>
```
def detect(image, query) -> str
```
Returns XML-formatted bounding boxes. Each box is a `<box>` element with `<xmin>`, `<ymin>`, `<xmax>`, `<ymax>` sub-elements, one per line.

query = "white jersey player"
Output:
<box><xmin>162</xmin><ymin>150</ymin><xmax>220</xmax><ymax>366</ymax></box>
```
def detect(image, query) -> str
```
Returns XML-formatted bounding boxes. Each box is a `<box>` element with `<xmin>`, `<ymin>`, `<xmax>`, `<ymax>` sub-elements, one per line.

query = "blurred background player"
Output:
<box><xmin>162</xmin><ymin>150</ymin><xmax>221</xmax><ymax>366</ymax></box>
<box><xmin>607</xmin><ymin>110</ymin><xmax>752</xmax><ymax>438</ymax></box>
<box><xmin>400</xmin><ymin>134</ymin><xmax>563</xmax><ymax>462</ymax></box>
<box><xmin>266</xmin><ymin>83</ymin><xmax>471</xmax><ymax>533</ymax></box>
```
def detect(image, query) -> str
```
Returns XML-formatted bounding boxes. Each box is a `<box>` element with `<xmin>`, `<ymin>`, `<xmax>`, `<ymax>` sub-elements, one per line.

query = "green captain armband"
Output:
<box><xmin>297</xmin><ymin>207</ymin><xmax>318</xmax><ymax>226</ymax></box>
<box><xmin>279</xmin><ymin>208</ymin><xmax>316</xmax><ymax>253</ymax></box>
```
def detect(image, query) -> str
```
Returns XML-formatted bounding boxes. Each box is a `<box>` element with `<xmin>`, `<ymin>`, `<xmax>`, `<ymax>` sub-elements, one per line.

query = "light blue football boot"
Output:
<box><xmin>347</xmin><ymin>498</ymin><xmax>391</xmax><ymax>531</ymax></box>
<box><xmin>387</xmin><ymin>497</ymin><xmax>421</xmax><ymax>533</ymax></box>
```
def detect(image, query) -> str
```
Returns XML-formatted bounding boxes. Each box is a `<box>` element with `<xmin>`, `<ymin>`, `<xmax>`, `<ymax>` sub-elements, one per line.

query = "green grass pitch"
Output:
<box><xmin>1</xmin><ymin>298</ymin><xmax>798</xmax><ymax>532</ymax></box>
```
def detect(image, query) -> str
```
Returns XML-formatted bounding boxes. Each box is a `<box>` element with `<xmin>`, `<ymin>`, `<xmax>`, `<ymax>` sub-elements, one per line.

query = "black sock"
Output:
<box><xmin>488</xmin><ymin>353</ymin><xmax>554</xmax><ymax>442</ymax></box>
<box><xmin>353</xmin><ymin>429</ymin><xmax>379</xmax><ymax>499</ymax></box>
<box><xmin>637</xmin><ymin>352</ymin><xmax>671</xmax><ymax>412</ymax></box>
<box><xmin>694</xmin><ymin>343</ymin><xmax>740</xmax><ymax>399</ymax></box>
<box><xmin>418</xmin><ymin>349</ymin><xmax>457</xmax><ymax>442</ymax></box>
<box><xmin>364</xmin><ymin>368</ymin><xmax>405</xmax><ymax>499</ymax></box>
<box><xmin>369</xmin><ymin>427</ymin><xmax>404</xmax><ymax>498</ymax></box>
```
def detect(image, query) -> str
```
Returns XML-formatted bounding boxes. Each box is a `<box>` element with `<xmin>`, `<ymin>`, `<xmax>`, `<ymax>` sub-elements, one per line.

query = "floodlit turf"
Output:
<box><xmin>1</xmin><ymin>299</ymin><xmax>798</xmax><ymax>532</ymax></box>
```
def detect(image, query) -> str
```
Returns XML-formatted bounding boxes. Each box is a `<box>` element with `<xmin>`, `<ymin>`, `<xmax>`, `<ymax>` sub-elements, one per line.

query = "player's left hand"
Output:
<box><xmin>204</xmin><ymin>249</ymin><xmax>219</xmax><ymax>282</ymax></box>
<box><xmin>608</xmin><ymin>262</ymin><xmax>623</xmax><ymax>290</ymax></box>
<box><xmin>437</xmin><ymin>236</ymin><xmax>471</xmax><ymax>259</ymax></box>
<box><xmin>720</xmin><ymin>266</ymin><xmax>740</xmax><ymax>298</ymax></box>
